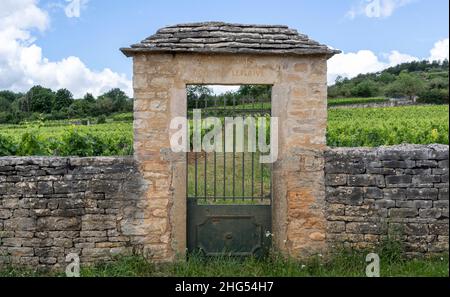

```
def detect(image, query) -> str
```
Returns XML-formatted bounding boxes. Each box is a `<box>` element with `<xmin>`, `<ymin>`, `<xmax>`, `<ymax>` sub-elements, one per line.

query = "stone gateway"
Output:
<box><xmin>121</xmin><ymin>22</ymin><xmax>339</xmax><ymax>260</ymax></box>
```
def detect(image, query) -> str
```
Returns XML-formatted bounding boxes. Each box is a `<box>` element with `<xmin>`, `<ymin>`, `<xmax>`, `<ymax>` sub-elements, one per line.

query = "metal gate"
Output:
<box><xmin>187</xmin><ymin>90</ymin><xmax>272</xmax><ymax>257</ymax></box>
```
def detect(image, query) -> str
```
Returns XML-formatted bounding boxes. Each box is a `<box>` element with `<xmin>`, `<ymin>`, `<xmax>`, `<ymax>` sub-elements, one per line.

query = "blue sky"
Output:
<box><xmin>0</xmin><ymin>0</ymin><xmax>448</xmax><ymax>97</ymax></box>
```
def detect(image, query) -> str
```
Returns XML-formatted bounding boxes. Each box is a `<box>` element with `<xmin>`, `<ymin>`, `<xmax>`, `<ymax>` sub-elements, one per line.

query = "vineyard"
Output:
<box><xmin>327</xmin><ymin>105</ymin><xmax>449</xmax><ymax>147</ymax></box>
<box><xmin>0</xmin><ymin>105</ymin><xmax>448</xmax><ymax>156</ymax></box>
<box><xmin>0</xmin><ymin>122</ymin><xmax>132</xmax><ymax>156</ymax></box>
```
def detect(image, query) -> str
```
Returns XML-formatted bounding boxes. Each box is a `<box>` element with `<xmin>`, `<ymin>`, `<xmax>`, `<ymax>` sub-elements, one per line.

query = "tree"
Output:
<box><xmin>84</xmin><ymin>93</ymin><xmax>95</xmax><ymax>103</ymax></box>
<box><xmin>27</xmin><ymin>85</ymin><xmax>55</xmax><ymax>113</ymax></box>
<box><xmin>94</xmin><ymin>97</ymin><xmax>115</xmax><ymax>115</ymax></box>
<box><xmin>378</xmin><ymin>72</ymin><xmax>396</xmax><ymax>84</ymax></box>
<box><xmin>54</xmin><ymin>89</ymin><xmax>74</xmax><ymax>110</ymax></box>
<box><xmin>68</xmin><ymin>99</ymin><xmax>92</xmax><ymax>117</ymax></box>
<box><xmin>388</xmin><ymin>72</ymin><xmax>425</xmax><ymax>101</ymax></box>
<box><xmin>0</xmin><ymin>90</ymin><xmax>21</xmax><ymax>103</ymax></box>
<box><xmin>334</xmin><ymin>75</ymin><xmax>345</xmax><ymax>85</ymax></box>
<box><xmin>0</xmin><ymin>97</ymin><xmax>12</xmax><ymax>123</ymax></box>
<box><xmin>187</xmin><ymin>85</ymin><xmax>213</xmax><ymax>108</ymax></box>
<box><xmin>17</xmin><ymin>96</ymin><xmax>30</xmax><ymax>113</ymax></box>
<box><xmin>0</xmin><ymin>96</ymin><xmax>12</xmax><ymax>112</ymax></box>
<box><xmin>237</xmin><ymin>85</ymin><xmax>271</xmax><ymax>100</ymax></box>
<box><xmin>351</xmin><ymin>80</ymin><xmax>380</xmax><ymax>97</ymax></box>
<box><xmin>98</xmin><ymin>88</ymin><xmax>129</xmax><ymax>112</ymax></box>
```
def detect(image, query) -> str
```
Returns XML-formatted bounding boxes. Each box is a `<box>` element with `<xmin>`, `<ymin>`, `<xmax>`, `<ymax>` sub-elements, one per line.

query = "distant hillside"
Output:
<box><xmin>328</xmin><ymin>59</ymin><xmax>449</xmax><ymax>104</ymax></box>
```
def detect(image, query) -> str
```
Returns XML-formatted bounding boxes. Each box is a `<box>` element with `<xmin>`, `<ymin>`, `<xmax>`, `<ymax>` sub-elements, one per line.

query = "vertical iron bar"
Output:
<box><xmin>251</xmin><ymin>96</ymin><xmax>255</xmax><ymax>202</ymax></box>
<box><xmin>195</xmin><ymin>152</ymin><xmax>198</xmax><ymax>198</ymax></box>
<box><xmin>259</xmin><ymin>96</ymin><xmax>264</xmax><ymax>201</ymax></box>
<box><xmin>269</xmin><ymin>165</ymin><xmax>272</xmax><ymax>203</ymax></box>
<box><xmin>186</xmin><ymin>112</ymin><xmax>190</xmax><ymax>200</ymax></box>
<box><xmin>213</xmin><ymin>95</ymin><xmax>217</xmax><ymax>202</ymax></box>
<box><xmin>194</xmin><ymin>95</ymin><xmax>199</xmax><ymax>199</ymax></box>
<box><xmin>214</xmin><ymin>151</ymin><xmax>217</xmax><ymax>202</ymax></box>
<box><xmin>204</xmin><ymin>152</ymin><xmax>207</xmax><ymax>201</ymax></box>
<box><xmin>223</xmin><ymin>120</ymin><xmax>226</xmax><ymax>199</ymax></box>
<box><xmin>251</xmin><ymin>151</ymin><xmax>254</xmax><ymax>202</ymax></box>
<box><xmin>260</xmin><ymin>157</ymin><xmax>264</xmax><ymax>202</ymax></box>
<box><xmin>242</xmin><ymin>151</ymin><xmax>245</xmax><ymax>200</ymax></box>
<box><xmin>204</xmin><ymin>94</ymin><xmax>207</xmax><ymax>201</ymax></box>
<box><xmin>232</xmin><ymin>124</ymin><xmax>235</xmax><ymax>202</ymax></box>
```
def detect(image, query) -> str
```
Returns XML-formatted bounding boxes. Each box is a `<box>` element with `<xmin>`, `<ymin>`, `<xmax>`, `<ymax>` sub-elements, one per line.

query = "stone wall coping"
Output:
<box><xmin>325</xmin><ymin>144</ymin><xmax>449</xmax><ymax>154</ymax></box>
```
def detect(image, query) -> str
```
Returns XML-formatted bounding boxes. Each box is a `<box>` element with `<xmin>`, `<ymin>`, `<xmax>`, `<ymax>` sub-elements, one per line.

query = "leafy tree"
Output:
<box><xmin>351</xmin><ymin>80</ymin><xmax>379</xmax><ymax>97</ymax></box>
<box><xmin>187</xmin><ymin>85</ymin><xmax>213</xmax><ymax>108</ymax></box>
<box><xmin>418</xmin><ymin>89</ymin><xmax>449</xmax><ymax>104</ymax></box>
<box><xmin>0</xmin><ymin>90</ymin><xmax>21</xmax><ymax>103</ymax></box>
<box><xmin>237</xmin><ymin>85</ymin><xmax>271</xmax><ymax>100</ymax></box>
<box><xmin>27</xmin><ymin>86</ymin><xmax>55</xmax><ymax>113</ymax></box>
<box><xmin>54</xmin><ymin>88</ymin><xmax>74</xmax><ymax>110</ymax></box>
<box><xmin>84</xmin><ymin>93</ymin><xmax>96</xmax><ymax>103</ymax></box>
<box><xmin>68</xmin><ymin>99</ymin><xmax>91</xmax><ymax>117</ymax></box>
<box><xmin>16</xmin><ymin>96</ymin><xmax>30</xmax><ymax>113</ymax></box>
<box><xmin>378</xmin><ymin>72</ymin><xmax>396</xmax><ymax>84</ymax></box>
<box><xmin>94</xmin><ymin>97</ymin><xmax>115</xmax><ymax>115</ymax></box>
<box><xmin>388</xmin><ymin>72</ymin><xmax>425</xmax><ymax>101</ymax></box>
<box><xmin>98</xmin><ymin>88</ymin><xmax>129</xmax><ymax>112</ymax></box>
<box><xmin>334</xmin><ymin>75</ymin><xmax>345</xmax><ymax>85</ymax></box>
<box><xmin>0</xmin><ymin>96</ymin><xmax>12</xmax><ymax>112</ymax></box>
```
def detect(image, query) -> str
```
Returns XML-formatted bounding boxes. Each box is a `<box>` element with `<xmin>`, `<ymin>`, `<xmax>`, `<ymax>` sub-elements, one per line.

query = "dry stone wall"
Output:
<box><xmin>0</xmin><ymin>144</ymin><xmax>448</xmax><ymax>269</ymax></box>
<box><xmin>325</xmin><ymin>144</ymin><xmax>449</xmax><ymax>257</ymax></box>
<box><xmin>0</xmin><ymin>157</ymin><xmax>157</xmax><ymax>270</ymax></box>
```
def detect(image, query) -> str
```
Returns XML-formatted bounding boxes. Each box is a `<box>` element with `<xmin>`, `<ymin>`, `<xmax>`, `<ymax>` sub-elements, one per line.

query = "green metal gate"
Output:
<box><xmin>187</xmin><ymin>88</ymin><xmax>272</xmax><ymax>257</ymax></box>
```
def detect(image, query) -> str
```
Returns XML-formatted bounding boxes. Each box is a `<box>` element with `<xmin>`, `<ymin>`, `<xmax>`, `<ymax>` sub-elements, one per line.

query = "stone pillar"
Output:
<box><xmin>127</xmin><ymin>53</ymin><xmax>178</xmax><ymax>261</ymax></box>
<box><xmin>272</xmin><ymin>56</ymin><xmax>328</xmax><ymax>257</ymax></box>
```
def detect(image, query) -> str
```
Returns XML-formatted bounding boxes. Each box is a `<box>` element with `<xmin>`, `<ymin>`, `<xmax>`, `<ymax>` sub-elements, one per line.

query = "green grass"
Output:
<box><xmin>328</xmin><ymin>97</ymin><xmax>389</xmax><ymax>107</ymax></box>
<box><xmin>1</xmin><ymin>250</ymin><xmax>448</xmax><ymax>277</ymax></box>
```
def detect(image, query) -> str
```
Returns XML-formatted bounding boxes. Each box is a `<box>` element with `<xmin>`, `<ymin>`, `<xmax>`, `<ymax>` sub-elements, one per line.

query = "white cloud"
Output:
<box><xmin>327</xmin><ymin>39</ymin><xmax>450</xmax><ymax>85</ymax></box>
<box><xmin>429</xmin><ymin>38</ymin><xmax>449</xmax><ymax>62</ymax></box>
<box><xmin>64</xmin><ymin>0</ymin><xmax>89</xmax><ymax>18</ymax></box>
<box><xmin>327</xmin><ymin>50</ymin><xmax>386</xmax><ymax>84</ymax></box>
<box><xmin>327</xmin><ymin>49</ymin><xmax>420</xmax><ymax>84</ymax></box>
<box><xmin>0</xmin><ymin>0</ymin><xmax>131</xmax><ymax>97</ymax></box>
<box><xmin>347</xmin><ymin>0</ymin><xmax>413</xmax><ymax>19</ymax></box>
<box><xmin>385</xmin><ymin>50</ymin><xmax>419</xmax><ymax>66</ymax></box>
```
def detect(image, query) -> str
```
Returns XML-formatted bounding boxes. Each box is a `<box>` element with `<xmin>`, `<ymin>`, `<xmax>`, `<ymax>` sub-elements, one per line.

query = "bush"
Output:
<box><xmin>97</xmin><ymin>115</ymin><xmax>107</xmax><ymax>124</ymax></box>
<box><xmin>17</xmin><ymin>130</ymin><xmax>47</xmax><ymax>156</ymax></box>
<box><xmin>418</xmin><ymin>88</ymin><xmax>449</xmax><ymax>104</ymax></box>
<box><xmin>59</xmin><ymin>128</ymin><xmax>95</xmax><ymax>157</ymax></box>
<box><xmin>111</xmin><ymin>113</ymin><xmax>133</xmax><ymax>122</ymax></box>
<box><xmin>0</xmin><ymin>134</ymin><xmax>17</xmax><ymax>156</ymax></box>
<box><xmin>351</xmin><ymin>80</ymin><xmax>380</xmax><ymax>97</ymax></box>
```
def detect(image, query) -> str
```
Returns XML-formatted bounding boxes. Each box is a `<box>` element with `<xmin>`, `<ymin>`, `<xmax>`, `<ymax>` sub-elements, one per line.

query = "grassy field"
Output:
<box><xmin>1</xmin><ymin>249</ymin><xmax>448</xmax><ymax>277</ymax></box>
<box><xmin>0</xmin><ymin>105</ymin><xmax>448</xmax><ymax>156</ymax></box>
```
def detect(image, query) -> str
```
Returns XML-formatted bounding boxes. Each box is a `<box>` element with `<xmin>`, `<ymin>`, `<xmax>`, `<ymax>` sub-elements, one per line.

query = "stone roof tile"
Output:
<box><xmin>121</xmin><ymin>22</ymin><xmax>340</xmax><ymax>57</ymax></box>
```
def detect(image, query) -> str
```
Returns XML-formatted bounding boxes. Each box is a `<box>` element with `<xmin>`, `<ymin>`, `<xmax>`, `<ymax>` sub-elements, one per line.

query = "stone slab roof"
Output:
<box><xmin>121</xmin><ymin>22</ymin><xmax>340</xmax><ymax>58</ymax></box>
